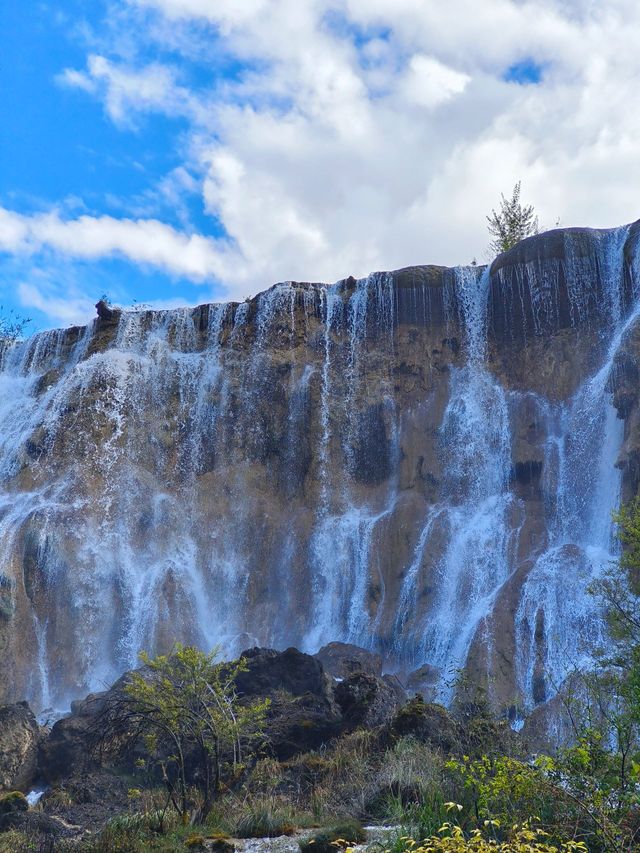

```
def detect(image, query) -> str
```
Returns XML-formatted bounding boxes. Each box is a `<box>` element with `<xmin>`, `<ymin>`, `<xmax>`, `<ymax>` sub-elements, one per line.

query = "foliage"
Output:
<box><xmin>97</xmin><ymin>644</ymin><xmax>269</xmax><ymax>825</ymax></box>
<box><xmin>486</xmin><ymin>181</ymin><xmax>538</xmax><ymax>254</ymax></box>
<box><xmin>0</xmin><ymin>307</ymin><xmax>31</xmax><ymax>343</ymax></box>
<box><xmin>387</xmin><ymin>818</ymin><xmax>587</xmax><ymax>853</ymax></box>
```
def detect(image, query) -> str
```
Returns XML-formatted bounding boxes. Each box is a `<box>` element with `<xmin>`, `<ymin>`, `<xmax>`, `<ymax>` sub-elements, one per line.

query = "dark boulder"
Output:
<box><xmin>314</xmin><ymin>642</ymin><xmax>383</xmax><ymax>678</ymax></box>
<box><xmin>0</xmin><ymin>790</ymin><xmax>28</xmax><ymax>815</ymax></box>
<box><xmin>388</xmin><ymin>696</ymin><xmax>461</xmax><ymax>754</ymax></box>
<box><xmin>237</xmin><ymin>647</ymin><xmax>330</xmax><ymax>698</ymax></box>
<box><xmin>0</xmin><ymin>808</ymin><xmax>75</xmax><ymax>838</ymax></box>
<box><xmin>335</xmin><ymin>671</ymin><xmax>401</xmax><ymax>730</ymax></box>
<box><xmin>263</xmin><ymin>691</ymin><xmax>342</xmax><ymax>761</ymax></box>
<box><xmin>0</xmin><ymin>702</ymin><xmax>42</xmax><ymax>792</ymax></box>
<box><xmin>38</xmin><ymin>694</ymin><xmax>104</xmax><ymax>783</ymax></box>
<box><xmin>405</xmin><ymin>663</ymin><xmax>441</xmax><ymax>700</ymax></box>
<box><xmin>236</xmin><ymin>648</ymin><xmax>342</xmax><ymax>760</ymax></box>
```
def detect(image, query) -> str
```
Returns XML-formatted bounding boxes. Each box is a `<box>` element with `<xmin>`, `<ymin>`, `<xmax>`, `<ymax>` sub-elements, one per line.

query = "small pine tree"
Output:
<box><xmin>486</xmin><ymin>181</ymin><xmax>539</xmax><ymax>255</ymax></box>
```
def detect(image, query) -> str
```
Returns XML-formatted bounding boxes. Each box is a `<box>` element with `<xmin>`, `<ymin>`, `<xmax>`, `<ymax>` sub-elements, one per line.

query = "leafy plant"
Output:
<box><xmin>95</xmin><ymin>644</ymin><xmax>270</xmax><ymax>825</ymax></box>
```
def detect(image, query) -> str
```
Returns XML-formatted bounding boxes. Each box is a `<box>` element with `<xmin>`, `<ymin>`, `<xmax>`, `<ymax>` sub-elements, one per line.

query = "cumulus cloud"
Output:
<box><xmin>0</xmin><ymin>207</ymin><xmax>240</xmax><ymax>286</ymax></box>
<box><xmin>4</xmin><ymin>0</ymin><xmax>640</xmax><ymax>314</ymax></box>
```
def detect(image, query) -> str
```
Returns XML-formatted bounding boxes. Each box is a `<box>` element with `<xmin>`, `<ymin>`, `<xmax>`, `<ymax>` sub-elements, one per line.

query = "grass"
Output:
<box><xmin>299</xmin><ymin>821</ymin><xmax>367</xmax><ymax>853</ymax></box>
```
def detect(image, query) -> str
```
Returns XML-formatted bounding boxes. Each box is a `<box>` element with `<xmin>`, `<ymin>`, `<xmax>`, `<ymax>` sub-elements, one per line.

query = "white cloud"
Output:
<box><xmin>5</xmin><ymin>0</ymin><xmax>640</xmax><ymax>311</ymax></box>
<box><xmin>0</xmin><ymin>208</ymin><xmax>241</xmax><ymax>288</ymax></box>
<box><xmin>59</xmin><ymin>54</ymin><xmax>202</xmax><ymax>126</ymax></box>
<box><xmin>401</xmin><ymin>55</ymin><xmax>471</xmax><ymax>108</ymax></box>
<box><xmin>17</xmin><ymin>281</ymin><xmax>97</xmax><ymax>328</ymax></box>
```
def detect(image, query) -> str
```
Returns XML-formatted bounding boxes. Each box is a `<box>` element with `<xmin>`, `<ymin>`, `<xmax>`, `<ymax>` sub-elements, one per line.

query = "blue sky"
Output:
<box><xmin>1</xmin><ymin>0</ymin><xmax>639</xmax><ymax>331</ymax></box>
<box><xmin>1</xmin><ymin>2</ymin><xmax>221</xmax><ymax>328</ymax></box>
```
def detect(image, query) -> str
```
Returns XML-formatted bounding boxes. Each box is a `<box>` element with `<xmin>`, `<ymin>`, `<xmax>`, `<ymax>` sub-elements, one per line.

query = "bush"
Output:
<box><xmin>393</xmin><ymin>822</ymin><xmax>586</xmax><ymax>852</ymax></box>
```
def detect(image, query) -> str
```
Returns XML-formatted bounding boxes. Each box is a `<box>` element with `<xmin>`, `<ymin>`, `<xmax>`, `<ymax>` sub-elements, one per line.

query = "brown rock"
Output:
<box><xmin>0</xmin><ymin>702</ymin><xmax>41</xmax><ymax>792</ymax></box>
<box><xmin>315</xmin><ymin>642</ymin><xmax>383</xmax><ymax>678</ymax></box>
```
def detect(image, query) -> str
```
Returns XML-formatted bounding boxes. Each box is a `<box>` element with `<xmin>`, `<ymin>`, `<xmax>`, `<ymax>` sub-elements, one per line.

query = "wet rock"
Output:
<box><xmin>95</xmin><ymin>299</ymin><xmax>116</xmax><ymax>322</ymax></box>
<box><xmin>39</xmin><ymin>692</ymin><xmax>111</xmax><ymax>783</ymax></box>
<box><xmin>349</xmin><ymin>403</ymin><xmax>392</xmax><ymax>485</ymax></box>
<box><xmin>405</xmin><ymin>663</ymin><xmax>441</xmax><ymax>700</ymax></box>
<box><xmin>0</xmin><ymin>702</ymin><xmax>41</xmax><ymax>792</ymax></box>
<box><xmin>314</xmin><ymin>642</ymin><xmax>383</xmax><ymax>678</ymax></box>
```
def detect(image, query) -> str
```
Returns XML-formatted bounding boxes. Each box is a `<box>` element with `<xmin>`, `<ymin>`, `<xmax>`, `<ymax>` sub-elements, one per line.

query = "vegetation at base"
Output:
<box><xmin>386</xmin><ymin>818</ymin><xmax>587</xmax><ymax>852</ymax></box>
<box><xmin>299</xmin><ymin>820</ymin><xmax>366</xmax><ymax>853</ymax></box>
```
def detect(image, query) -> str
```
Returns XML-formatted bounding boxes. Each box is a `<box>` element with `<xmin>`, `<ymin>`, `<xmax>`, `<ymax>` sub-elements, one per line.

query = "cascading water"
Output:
<box><xmin>1</xmin><ymin>223</ymin><xmax>639</xmax><ymax>725</ymax></box>
<box><xmin>515</xmin><ymin>225</ymin><xmax>638</xmax><ymax>713</ymax></box>
<box><xmin>393</xmin><ymin>267</ymin><xmax>521</xmax><ymax>700</ymax></box>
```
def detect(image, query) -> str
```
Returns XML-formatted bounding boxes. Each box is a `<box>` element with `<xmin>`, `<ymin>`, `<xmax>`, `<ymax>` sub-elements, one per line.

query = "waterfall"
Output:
<box><xmin>1</xmin><ymin>223</ymin><xmax>639</xmax><ymax>721</ymax></box>
<box><xmin>393</xmin><ymin>267</ymin><xmax>520</xmax><ymax>699</ymax></box>
<box><xmin>515</xmin><ymin>226</ymin><xmax>637</xmax><ymax>712</ymax></box>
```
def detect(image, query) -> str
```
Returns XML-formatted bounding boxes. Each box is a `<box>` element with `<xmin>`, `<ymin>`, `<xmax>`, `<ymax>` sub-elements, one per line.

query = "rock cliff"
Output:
<box><xmin>1</xmin><ymin>222</ymin><xmax>640</xmax><ymax>727</ymax></box>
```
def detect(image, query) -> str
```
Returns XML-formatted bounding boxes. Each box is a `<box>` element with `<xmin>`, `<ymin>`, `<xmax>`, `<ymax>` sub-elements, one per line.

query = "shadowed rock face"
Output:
<box><xmin>1</xmin><ymin>222</ymin><xmax>640</xmax><ymax>728</ymax></box>
<box><xmin>0</xmin><ymin>703</ymin><xmax>41</xmax><ymax>791</ymax></box>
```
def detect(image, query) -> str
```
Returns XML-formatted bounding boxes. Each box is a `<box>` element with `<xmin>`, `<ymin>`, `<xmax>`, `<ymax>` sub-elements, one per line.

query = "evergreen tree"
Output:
<box><xmin>486</xmin><ymin>181</ymin><xmax>539</xmax><ymax>255</ymax></box>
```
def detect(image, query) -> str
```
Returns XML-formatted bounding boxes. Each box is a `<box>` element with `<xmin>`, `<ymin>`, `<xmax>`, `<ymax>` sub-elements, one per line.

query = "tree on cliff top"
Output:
<box><xmin>486</xmin><ymin>181</ymin><xmax>539</xmax><ymax>255</ymax></box>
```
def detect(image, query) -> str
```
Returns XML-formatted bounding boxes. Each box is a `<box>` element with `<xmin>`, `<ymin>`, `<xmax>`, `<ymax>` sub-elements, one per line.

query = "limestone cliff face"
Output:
<box><xmin>1</xmin><ymin>222</ymin><xmax>640</xmax><ymax>725</ymax></box>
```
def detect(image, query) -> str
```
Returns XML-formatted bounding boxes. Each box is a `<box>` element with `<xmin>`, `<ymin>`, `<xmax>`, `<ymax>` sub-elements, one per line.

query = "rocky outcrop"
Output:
<box><xmin>388</xmin><ymin>696</ymin><xmax>462</xmax><ymax>755</ymax></box>
<box><xmin>334</xmin><ymin>671</ymin><xmax>401</xmax><ymax>729</ymax></box>
<box><xmin>0</xmin><ymin>703</ymin><xmax>41</xmax><ymax>792</ymax></box>
<box><xmin>38</xmin><ymin>646</ymin><xmax>402</xmax><ymax>776</ymax></box>
<box><xmin>236</xmin><ymin>647</ymin><xmax>332</xmax><ymax>700</ymax></box>
<box><xmin>39</xmin><ymin>695</ymin><xmax>104</xmax><ymax>783</ymax></box>
<box><xmin>314</xmin><ymin>642</ymin><xmax>383</xmax><ymax>678</ymax></box>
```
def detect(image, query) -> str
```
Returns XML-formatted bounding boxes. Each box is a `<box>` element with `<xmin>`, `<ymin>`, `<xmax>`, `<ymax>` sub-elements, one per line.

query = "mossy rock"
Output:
<box><xmin>0</xmin><ymin>792</ymin><xmax>28</xmax><ymax>815</ymax></box>
<box><xmin>206</xmin><ymin>838</ymin><xmax>235</xmax><ymax>853</ymax></box>
<box><xmin>299</xmin><ymin>821</ymin><xmax>366</xmax><ymax>853</ymax></box>
<box><xmin>390</xmin><ymin>697</ymin><xmax>461</xmax><ymax>754</ymax></box>
<box><xmin>186</xmin><ymin>835</ymin><xmax>235</xmax><ymax>853</ymax></box>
